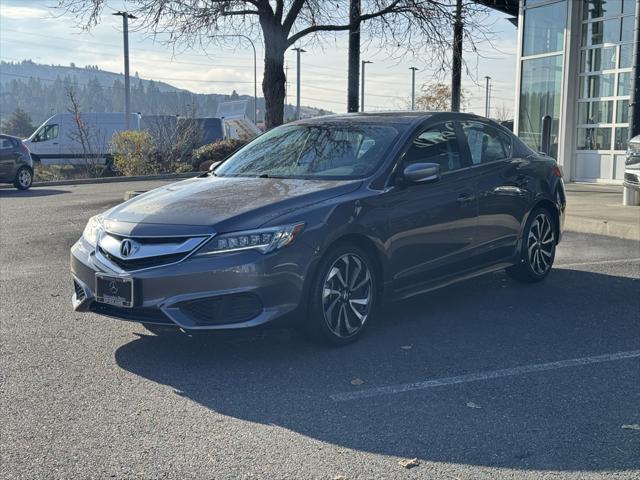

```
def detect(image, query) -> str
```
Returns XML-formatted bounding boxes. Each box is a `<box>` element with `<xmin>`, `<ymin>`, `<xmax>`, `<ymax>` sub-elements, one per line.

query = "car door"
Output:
<box><xmin>458</xmin><ymin>120</ymin><xmax>531</xmax><ymax>263</ymax></box>
<box><xmin>0</xmin><ymin>137</ymin><xmax>18</xmax><ymax>181</ymax></box>
<box><xmin>31</xmin><ymin>124</ymin><xmax>60</xmax><ymax>164</ymax></box>
<box><xmin>383</xmin><ymin>121</ymin><xmax>478</xmax><ymax>295</ymax></box>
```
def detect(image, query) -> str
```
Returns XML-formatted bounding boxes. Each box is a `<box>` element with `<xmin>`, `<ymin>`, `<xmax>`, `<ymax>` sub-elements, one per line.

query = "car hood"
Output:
<box><xmin>105</xmin><ymin>175</ymin><xmax>361</xmax><ymax>229</ymax></box>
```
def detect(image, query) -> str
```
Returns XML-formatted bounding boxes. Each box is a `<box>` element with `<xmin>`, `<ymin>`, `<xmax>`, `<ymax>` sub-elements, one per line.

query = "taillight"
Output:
<box><xmin>552</xmin><ymin>164</ymin><xmax>563</xmax><ymax>178</ymax></box>
<box><xmin>20</xmin><ymin>142</ymin><xmax>30</xmax><ymax>154</ymax></box>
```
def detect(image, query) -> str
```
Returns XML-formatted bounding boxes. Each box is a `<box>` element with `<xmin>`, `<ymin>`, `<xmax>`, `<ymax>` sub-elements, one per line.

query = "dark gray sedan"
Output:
<box><xmin>0</xmin><ymin>134</ymin><xmax>33</xmax><ymax>190</ymax></box>
<box><xmin>71</xmin><ymin>112</ymin><xmax>566</xmax><ymax>344</ymax></box>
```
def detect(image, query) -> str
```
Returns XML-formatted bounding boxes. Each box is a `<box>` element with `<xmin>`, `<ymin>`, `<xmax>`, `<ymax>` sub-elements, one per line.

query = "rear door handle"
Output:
<box><xmin>457</xmin><ymin>193</ymin><xmax>474</xmax><ymax>205</ymax></box>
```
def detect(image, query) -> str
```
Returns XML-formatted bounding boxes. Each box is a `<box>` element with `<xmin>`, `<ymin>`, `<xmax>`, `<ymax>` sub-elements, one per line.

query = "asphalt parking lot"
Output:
<box><xmin>1</xmin><ymin>181</ymin><xmax>639</xmax><ymax>480</ymax></box>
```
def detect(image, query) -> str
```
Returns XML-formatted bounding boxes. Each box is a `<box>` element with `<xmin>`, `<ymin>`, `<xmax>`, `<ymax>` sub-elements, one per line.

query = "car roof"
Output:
<box><xmin>293</xmin><ymin>111</ymin><xmax>493</xmax><ymax>127</ymax></box>
<box><xmin>0</xmin><ymin>133</ymin><xmax>22</xmax><ymax>140</ymax></box>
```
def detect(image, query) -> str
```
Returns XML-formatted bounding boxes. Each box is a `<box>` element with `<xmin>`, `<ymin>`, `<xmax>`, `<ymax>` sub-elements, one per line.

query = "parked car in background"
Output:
<box><xmin>24</xmin><ymin>113</ymin><xmax>140</xmax><ymax>167</ymax></box>
<box><xmin>71</xmin><ymin>112</ymin><xmax>566</xmax><ymax>345</ymax></box>
<box><xmin>0</xmin><ymin>133</ymin><xmax>34</xmax><ymax>190</ymax></box>
<box><xmin>624</xmin><ymin>135</ymin><xmax>640</xmax><ymax>191</ymax></box>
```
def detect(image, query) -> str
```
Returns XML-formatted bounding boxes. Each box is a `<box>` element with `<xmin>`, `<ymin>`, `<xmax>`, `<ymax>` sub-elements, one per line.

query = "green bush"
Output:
<box><xmin>111</xmin><ymin>130</ymin><xmax>159</xmax><ymax>177</ymax></box>
<box><xmin>192</xmin><ymin>139</ymin><xmax>247</xmax><ymax>171</ymax></box>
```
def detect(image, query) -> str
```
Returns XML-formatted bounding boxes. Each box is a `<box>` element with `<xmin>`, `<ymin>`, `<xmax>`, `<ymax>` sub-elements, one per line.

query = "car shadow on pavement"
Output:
<box><xmin>115</xmin><ymin>268</ymin><xmax>640</xmax><ymax>473</ymax></box>
<box><xmin>0</xmin><ymin>188</ymin><xmax>70</xmax><ymax>197</ymax></box>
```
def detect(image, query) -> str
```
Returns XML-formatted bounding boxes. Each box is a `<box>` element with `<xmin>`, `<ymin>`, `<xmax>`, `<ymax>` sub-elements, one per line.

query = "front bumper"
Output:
<box><xmin>71</xmin><ymin>237</ymin><xmax>316</xmax><ymax>330</ymax></box>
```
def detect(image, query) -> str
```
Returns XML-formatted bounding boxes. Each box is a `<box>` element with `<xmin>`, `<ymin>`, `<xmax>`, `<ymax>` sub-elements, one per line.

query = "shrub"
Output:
<box><xmin>192</xmin><ymin>138</ymin><xmax>247</xmax><ymax>171</ymax></box>
<box><xmin>111</xmin><ymin>130</ymin><xmax>158</xmax><ymax>177</ymax></box>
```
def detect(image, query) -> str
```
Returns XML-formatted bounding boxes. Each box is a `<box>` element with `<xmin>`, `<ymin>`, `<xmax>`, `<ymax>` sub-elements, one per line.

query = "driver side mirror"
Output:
<box><xmin>403</xmin><ymin>162</ymin><xmax>440</xmax><ymax>184</ymax></box>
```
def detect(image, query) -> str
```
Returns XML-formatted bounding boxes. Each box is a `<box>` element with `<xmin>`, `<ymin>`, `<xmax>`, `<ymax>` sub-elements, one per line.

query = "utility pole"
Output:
<box><xmin>410</xmin><ymin>67</ymin><xmax>419</xmax><ymax>111</ymax></box>
<box><xmin>113</xmin><ymin>11</ymin><xmax>136</xmax><ymax>130</ymax></box>
<box><xmin>360</xmin><ymin>60</ymin><xmax>372</xmax><ymax>112</ymax></box>
<box><xmin>484</xmin><ymin>76</ymin><xmax>492</xmax><ymax>118</ymax></box>
<box><xmin>451</xmin><ymin>0</ymin><xmax>463</xmax><ymax>112</ymax></box>
<box><xmin>293</xmin><ymin>48</ymin><xmax>306</xmax><ymax>120</ymax></box>
<box><xmin>347</xmin><ymin>0</ymin><xmax>361</xmax><ymax>112</ymax></box>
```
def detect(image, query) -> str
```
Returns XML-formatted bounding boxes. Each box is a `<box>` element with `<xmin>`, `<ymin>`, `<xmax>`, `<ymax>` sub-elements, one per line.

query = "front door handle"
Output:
<box><xmin>457</xmin><ymin>193</ymin><xmax>474</xmax><ymax>205</ymax></box>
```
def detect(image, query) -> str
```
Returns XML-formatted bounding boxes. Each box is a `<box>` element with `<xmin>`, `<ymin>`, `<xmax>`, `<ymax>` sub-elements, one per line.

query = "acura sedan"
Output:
<box><xmin>71</xmin><ymin>112</ymin><xmax>565</xmax><ymax>344</ymax></box>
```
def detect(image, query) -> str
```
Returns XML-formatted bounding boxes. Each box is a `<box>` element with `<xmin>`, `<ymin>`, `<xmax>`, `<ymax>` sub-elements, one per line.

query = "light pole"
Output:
<box><xmin>293</xmin><ymin>48</ymin><xmax>306</xmax><ymax>120</ymax></box>
<box><xmin>361</xmin><ymin>60</ymin><xmax>372</xmax><ymax>112</ymax></box>
<box><xmin>409</xmin><ymin>67</ymin><xmax>419</xmax><ymax>111</ymax></box>
<box><xmin>484</xmin><ymin>76</ymin><xmax>492</xmax><ymax>118</ymax></box>
<box><xmin>113</xmin><ymin>11</ymin><xmax>136</xmax><ymax>130</ymax></box>
<box><xmin>210</xmin><ymin>34</ymin><xmax>258</xmax><ymax>124</ymax></box>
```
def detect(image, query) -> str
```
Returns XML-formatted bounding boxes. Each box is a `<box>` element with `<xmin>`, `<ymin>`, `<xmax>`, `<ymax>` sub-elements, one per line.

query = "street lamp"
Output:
<box><xmin>409</xmin><ymin>67</ymin><xmax>419</xmax><ymax>111</ymax></box>
<box><xmin>292</xmin><ymin>48</ymin><xmax>306</xmax><ymax>120</ymax></box>
<box><xmin>113</xmin><ymin>11</ymin><xmax>137</xmax><ymax>130</ymax></box>
<box><xmin>210</xmin><ymin>34</ymin><xmax>258</xmax><ymax>125</ymax></box>
<box><xmin>360</xmin><ymin>60</ymin><xmax>372</xmax><ymax>112</ymax></box>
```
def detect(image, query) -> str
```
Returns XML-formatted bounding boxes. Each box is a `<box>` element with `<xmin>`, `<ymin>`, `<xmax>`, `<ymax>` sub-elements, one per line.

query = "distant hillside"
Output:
<box><xmin>0</xmin><ymin>60</ymin><xmax>332</xmax><ymax>128</ymax></box>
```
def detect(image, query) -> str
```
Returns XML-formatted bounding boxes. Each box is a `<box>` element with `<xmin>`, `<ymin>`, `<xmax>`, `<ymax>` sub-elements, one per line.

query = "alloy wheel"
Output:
<box><xmin>527</xmin><ymin>213</ymin><xmax>554</xmax><ymax>275</ymax></box>
<box><xmin>18</xmin><ymin>168</ymin><xmax>32</xmax><ymax>188</ymax></box>
<box><xmin>322</xmin><ymin>253</ymin><xmax>373</xmax><ymax>338</ymax></box>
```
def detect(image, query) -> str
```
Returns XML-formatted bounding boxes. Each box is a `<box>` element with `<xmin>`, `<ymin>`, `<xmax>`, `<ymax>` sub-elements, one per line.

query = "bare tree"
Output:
<box><xmin>58</xmin><ymin>1</ymin><xmax>494</xmax><ymax>128</ymax></box>
<box><xmin>66</xmin><ymin>86</ymin><xmax>104</xmax><ymax>177</ymax></box>
<box><xmin>494</xmin><ymin>103</ymin><xmax>512</xmax><ymax>122</ymax></box>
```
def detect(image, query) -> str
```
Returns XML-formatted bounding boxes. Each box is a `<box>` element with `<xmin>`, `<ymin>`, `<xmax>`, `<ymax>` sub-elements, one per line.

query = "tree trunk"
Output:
<box><xmin>262</xmin><ymin>22</ymin><xmax>287</xmax><ymax>128</ymax></box>
<box><xmin>347</xmin><ymin>0</ymin><xmax>361</xmax><ymax>113</ymax></box>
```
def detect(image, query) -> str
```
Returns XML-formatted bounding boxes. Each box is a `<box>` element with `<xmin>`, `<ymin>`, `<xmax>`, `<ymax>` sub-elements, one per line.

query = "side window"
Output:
<box><xmin>43</xmin><ymin>124</ymin><xmax>59</xmax><ymax>141</ymax></box>
<box><xmin>404</xmin><ymin>122</ymin><xmax>462</xmax><ymax>173</ymax></box>
<box><xmin>461</xmin><ymin>122</ymin><xmax>512</xmax><ymax>165</ymax></box>
<box><xmin>0</xmin><ymin>138</ymin><xmax>13</xmax><ymax>150</ymax></box>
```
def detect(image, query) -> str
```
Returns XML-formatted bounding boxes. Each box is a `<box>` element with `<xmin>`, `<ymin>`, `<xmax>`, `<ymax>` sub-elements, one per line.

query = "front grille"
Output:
<box><xmin>177</xmin><ymin>293</ymin><xmax>263</xmax><ymax>326</ymax></box>
<box><xmin>90</xmin><ymin>302</ymin><xmax>174</xmax><ymax>325</ymax></box>
<box><xmin>98</xmin><ymin>245</ymin><xmax>188</xmax><ymax>270</ymax></box>
<box><xmin>73</xmin><ymin>280</ymin><xmax>86</xmax><ymax>302</ymax></box>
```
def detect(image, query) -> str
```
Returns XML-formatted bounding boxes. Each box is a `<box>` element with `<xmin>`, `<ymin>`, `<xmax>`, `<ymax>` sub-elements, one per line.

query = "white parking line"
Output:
<box><xmin>330</xmin><ymin>350</ymin><xmax>640</xmax><ymax>402</ymax></box>
<box><xmin>556</xmin><ymin>258</ymin><xmax>640</xmax><ymax>268</ymax></box>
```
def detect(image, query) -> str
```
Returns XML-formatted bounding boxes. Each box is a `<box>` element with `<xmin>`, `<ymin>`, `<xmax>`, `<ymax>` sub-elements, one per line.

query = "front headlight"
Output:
<box><xmin>82</xmin><ymin>214</ymin><xmax>104</xmax><ymax>247</ymax></box>
<box><xmin>195</xmin><ymin>223</ymin><xmax>305</xmax><ymax>256</ymax></box>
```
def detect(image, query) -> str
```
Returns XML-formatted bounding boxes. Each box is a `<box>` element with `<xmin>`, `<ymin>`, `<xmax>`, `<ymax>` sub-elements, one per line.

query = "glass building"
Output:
<box><xmin>479</xmin><ymin>0</ymin><xmax>639</xmax><ymax>183</ymax></box>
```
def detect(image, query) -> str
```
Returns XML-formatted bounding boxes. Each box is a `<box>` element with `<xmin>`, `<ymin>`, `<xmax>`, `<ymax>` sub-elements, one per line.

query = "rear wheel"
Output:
<box><xmin>14</xmin><ymin>166</ymin><xmax>33</xmax><ymax>190</ymax></box>
<box><xmin>307</xmin><ymin>244</ymin><xmax>377</xmax><ymax>345</ymax></box>
<box><xmin>507</xmin><ymin>208</ymin><xmax>556</xmax><ymax>283</ymax></box>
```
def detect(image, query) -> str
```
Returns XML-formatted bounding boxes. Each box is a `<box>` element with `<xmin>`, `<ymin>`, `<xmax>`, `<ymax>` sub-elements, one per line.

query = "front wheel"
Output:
<box><xmin>306</xmin><ymin>244</ymin><xmax>378</xmax><ymax>345</ymax></box>
<box><xmin>14</xmin><ymin>166</ymin><xmax>33</xmax><ymax>190</ymax></box>
<box><xmin>507</xmin><ymin>208</ymin><xmax>556</xmax><ymax>283</ymax></box>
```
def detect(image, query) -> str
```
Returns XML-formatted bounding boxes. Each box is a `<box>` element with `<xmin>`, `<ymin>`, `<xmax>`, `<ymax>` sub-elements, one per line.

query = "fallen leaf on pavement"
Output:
<box><xmin>621</xmin><ymin>424</ymin><xmax>640</xmax><ymax>430</ymax></box>
<box><xmin>466</xmin><ymin>402</ymin><xmax>482</xmax><ymax>409</ymax></box>
<box><xmin>398</xmin><ymin>458</ymin><xmax>419</xmax><ymax>469</ymax></box>
<box><xmin>334</xmin><ymin>476</ymin><xmax>348</xmax><ymax>480</ymax></box>
<box><xmin>350</xmin><ymin>378</ymin><xmax>364</xmax><ymax>386</ymax></box>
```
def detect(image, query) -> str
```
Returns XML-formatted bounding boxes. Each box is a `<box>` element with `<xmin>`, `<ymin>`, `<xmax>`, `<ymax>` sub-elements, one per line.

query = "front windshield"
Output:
<box><xmin>215</xmin><ymin>122</ymin><xmax>401</xmax><ymax>179</ymax></box>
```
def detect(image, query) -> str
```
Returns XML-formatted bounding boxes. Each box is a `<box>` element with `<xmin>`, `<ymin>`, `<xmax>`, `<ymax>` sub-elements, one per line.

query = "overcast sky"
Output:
<box><xmin>0</xmin><ymin>0</ymin><xmax>518</xmax><ymax>116</ymax></box>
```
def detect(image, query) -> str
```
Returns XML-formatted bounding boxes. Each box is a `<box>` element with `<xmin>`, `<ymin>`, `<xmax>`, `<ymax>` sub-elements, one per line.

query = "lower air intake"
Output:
<box><xmin>177</xmin><ymin>293</ymin><xmax>263</xmax><ymax>326</ymax></box>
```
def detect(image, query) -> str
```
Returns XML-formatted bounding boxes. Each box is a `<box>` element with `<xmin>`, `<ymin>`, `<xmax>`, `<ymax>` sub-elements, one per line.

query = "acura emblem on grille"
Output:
<box><xmin>120</xmin><ymin>239</ymin><xmax>135</xmax><ymax>257</ymax></box>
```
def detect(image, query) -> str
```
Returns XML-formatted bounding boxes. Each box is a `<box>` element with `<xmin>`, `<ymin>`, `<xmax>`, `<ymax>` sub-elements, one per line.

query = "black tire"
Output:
<box><xmin>306</xmin><ymin>243</ymin><xmax>378</xmax><ymax>345</ymax></box>
<box><xmin>507</xmin><ymin>207</ymin><xmax>557</xmax><ymax>283</ymax></box>
<box><xmin>13</xmin><ymin>166</ymin><xmax>33</xmax><ymax>190</ymax></box>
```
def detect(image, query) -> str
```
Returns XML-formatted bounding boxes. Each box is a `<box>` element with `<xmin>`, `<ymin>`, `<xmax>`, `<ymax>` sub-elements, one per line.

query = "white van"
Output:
<box><xmin>24</xmin><ymin>113</ymin><xmax>140</xmax><ymax>166</ymax></box>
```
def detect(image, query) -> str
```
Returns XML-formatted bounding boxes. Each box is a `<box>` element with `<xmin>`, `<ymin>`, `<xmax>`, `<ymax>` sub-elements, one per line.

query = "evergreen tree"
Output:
<box><xmin>1</xmin><ymin>108</ymin><xmax>35</xmax><ymax>137</ymax></box>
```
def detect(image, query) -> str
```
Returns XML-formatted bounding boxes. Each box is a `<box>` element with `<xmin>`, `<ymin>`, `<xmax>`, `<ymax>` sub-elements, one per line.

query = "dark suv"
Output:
<box><xmin>71</xmin><ymin>112</ymin><xmax>565</xmax><ymax>344</ymax></box>
<box><xmin>0</xmin><ymin>134</ymin><xmax>34</xmax><ymax>190</ymax></box>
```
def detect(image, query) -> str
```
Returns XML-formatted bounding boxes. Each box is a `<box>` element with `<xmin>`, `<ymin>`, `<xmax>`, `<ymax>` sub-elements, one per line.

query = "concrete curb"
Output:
<box><xmin>565</xmin><ymin>217</ymin><xmax>640</xmax><ymax>242</ymax></box>
<box><xmin>0</xmin><ymin>171</ymin><xmax>201</xmax><ymax>189</ymax></box>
